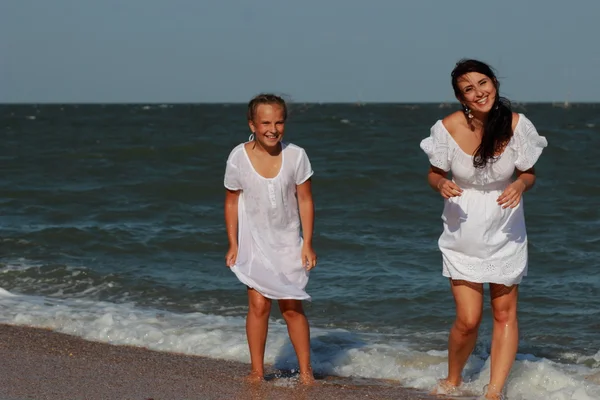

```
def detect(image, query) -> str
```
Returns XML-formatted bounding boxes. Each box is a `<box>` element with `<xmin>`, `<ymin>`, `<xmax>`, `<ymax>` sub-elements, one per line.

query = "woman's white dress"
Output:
<box><xmin>420</xmin><ymin>114</ymin><xmax>548</xmax><ymax>285</ymax></box>
<box><xmin>224</xmin><ymin>142</ymin><xmax>313</xmax><ymax>300</ymax></box>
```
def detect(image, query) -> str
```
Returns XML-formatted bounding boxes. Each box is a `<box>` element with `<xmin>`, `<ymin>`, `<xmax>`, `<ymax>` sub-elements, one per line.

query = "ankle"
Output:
<box><xmin>249</xmin><ymin>369</ymin><xmax>264</xmax><ymax>377</ymax></box>
<box><xmin>445</xmin><ymin>377</ymin><xmax>462</xmax><ymax>387</ymax></box>
<box><xmin>300</xmin><ymin>365</ymin><xmax>313</xmax><ymax>373</ymax></box>
<box><xmin>482</xmin><ymin>383</ymin><xmax>504</xmax><ymax>399</ymax></box>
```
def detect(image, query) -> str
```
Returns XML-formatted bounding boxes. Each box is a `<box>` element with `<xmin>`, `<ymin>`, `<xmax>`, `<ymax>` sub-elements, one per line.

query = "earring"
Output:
<box><xmin>462</xmin><ymin>104</ymin><xmax>473</xmax><ymax>119</ymax></box>
<box><xmin>248</xmin><ymin>133</ymin><xmax>255</xmax><ymax>141</ymax></box>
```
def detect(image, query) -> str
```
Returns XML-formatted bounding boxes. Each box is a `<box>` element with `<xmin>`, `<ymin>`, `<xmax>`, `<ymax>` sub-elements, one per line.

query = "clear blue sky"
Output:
<box><xmin>1</xmin><ymin>0</ymin><xmax>598</xmax><ymax>103</ymax></box>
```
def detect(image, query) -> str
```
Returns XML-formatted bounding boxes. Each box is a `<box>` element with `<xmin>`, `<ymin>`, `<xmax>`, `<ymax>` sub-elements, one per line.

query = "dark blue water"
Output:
<box><xmin>1</xmin><ymin>103</ymin><xmax>599</xmax><ymax>399</ymax></box>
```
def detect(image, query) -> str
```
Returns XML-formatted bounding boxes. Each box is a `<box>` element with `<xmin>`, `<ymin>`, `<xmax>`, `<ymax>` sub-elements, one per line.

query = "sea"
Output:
<box><xmin>1</xmin><ymin>103</ymin><xmax>599</xmax><ymax>399</ymax></box>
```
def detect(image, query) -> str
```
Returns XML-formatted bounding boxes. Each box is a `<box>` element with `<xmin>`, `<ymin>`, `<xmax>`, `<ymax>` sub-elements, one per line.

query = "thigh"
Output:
<box><xmin>450</xmin><ymin>280</ymin><xmax>484</xmax><ymax>323</ymax></box>
<box><xmin>247</xmin><ymin>287</ymin><xmax>272</xmax><ymax>312</ymax></box>
<box><xmin>277</xmin><ymin>299</ymin><xmax>305</xmax><ymax>314</ymax></box>
<box><xmin>489</xmin><ymin>284</ymin><xmax>518</xmax><ymax>313</ymax></box>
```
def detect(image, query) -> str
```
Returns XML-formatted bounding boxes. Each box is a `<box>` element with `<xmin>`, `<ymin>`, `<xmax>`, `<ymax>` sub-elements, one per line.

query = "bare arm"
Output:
<box><xmin>515</xmin><ymin>167</ymin><xmax>536</xmax><ymax>192</ymax></box>
<box><xmin>224</xmin><ymin>189</ymin><xmax>240</xmax><ymax>266</ymax></box>
<box><xmin>297</xmin><ymin>179</ymin><xmax>314</xmax><ymax>246</ymax></box>
<box><xmin>507</xmin><ymin>113</ymin><xmax>536</xmax><ymax>193</ymax></box>
<box><xmin>427</xmin><ymin>165</ymin><xmax>462</xmax><ymax>199</ymax></box>
<box><xmin>297</xmin><ymin>178</ymin><xmax>317</xmax><ymax>269</ymax></box>
<box><xmin>427</xmin><ymin>165</ymin><xmax>448</xmax><ymax>192</ymax></box>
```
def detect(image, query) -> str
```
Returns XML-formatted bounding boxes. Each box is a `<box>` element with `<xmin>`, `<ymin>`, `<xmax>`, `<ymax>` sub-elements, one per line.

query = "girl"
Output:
<box><xmin>224</xmin><ymin>94</ymin><xmax>317</xmax><ymax>384</ymax></box>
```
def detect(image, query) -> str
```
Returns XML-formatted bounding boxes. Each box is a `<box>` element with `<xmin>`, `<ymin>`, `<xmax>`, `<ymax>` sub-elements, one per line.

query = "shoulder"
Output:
<box><xmin>440</xmin><ymin>111</ymin><xmax>465</xmax><ymax>136</ymax></box>
<box><xmin>226</xmin><ymin>143</ymin><xmax>246</xmax><ymax>164</ymax></box>
<box><xmin>512</xmin><ymin>113</ymin><xmax>536</xmax><ymax>136</ymax></box>
<box><xmin>511</xmin><ymin>112</ymin><xmax>521</xmax><ymax>131</ymax></box>
<box><xmin>283</xmin><ymin>142</ymin><xmax>304</xmax><ymax>152</ymax></box>
<box><xmin>283</xmin><ymin>142</ymin><xmax>309</xmax><ymax>157</ymax></box>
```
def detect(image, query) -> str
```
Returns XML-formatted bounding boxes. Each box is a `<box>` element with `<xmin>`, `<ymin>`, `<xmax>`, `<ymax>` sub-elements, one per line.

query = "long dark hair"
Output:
<box><xmin>451</xmin><ymin>59</ymin><xmax>512</xmax><ymax>168</ymax></box>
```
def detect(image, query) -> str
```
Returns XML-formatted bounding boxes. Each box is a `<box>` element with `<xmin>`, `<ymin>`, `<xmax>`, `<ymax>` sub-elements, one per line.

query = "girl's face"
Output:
<box><xmin>456</xmin><ymin>72</ymin><xmax>497</xmax><ymax>114</ymax></box>
<box><xmin>248</xmin><ymin>104</ymin><xmax>286</xmax><ymax>150</ymax></box>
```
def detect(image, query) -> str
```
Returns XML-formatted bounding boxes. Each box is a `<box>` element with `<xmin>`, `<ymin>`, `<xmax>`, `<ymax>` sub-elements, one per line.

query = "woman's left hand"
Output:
<box><xmin>497</xmin><ymin>179</ymin><xmax>527</xmax><ymax>209</ymax></box>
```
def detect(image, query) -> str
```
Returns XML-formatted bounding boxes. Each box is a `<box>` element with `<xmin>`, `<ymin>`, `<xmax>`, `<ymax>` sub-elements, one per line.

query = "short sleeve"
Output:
<box><xmin>513</xmin><ymin>115</ymin><xmax>548</xmax><ymax>171</ymax></box>
<box><xmin>295</xmin><ymin>148</ymin><xmax>314</xmax><ymax>185</ymax></box>
<box><xmin>224</xmin><ymin>162</ymin><xmax>242</xmax><ymax>190</ymax></box>
<box><xmin>420</xmin><ymin>122</ymin><xmax>452</xmax><ymax>171</ymax></box>
<box><xmin>224</xmin><ymin>147</ymin><xmax>243</xmax><ymax>191</ymax></box>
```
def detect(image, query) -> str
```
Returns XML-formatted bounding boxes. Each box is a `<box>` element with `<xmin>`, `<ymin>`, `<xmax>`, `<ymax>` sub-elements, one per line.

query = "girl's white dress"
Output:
<box><xmin>224</xmin><ymin>142</ymin><xmax>313</xmax><ymax>300</ymax></box>
<box><xmin>420</xmin><ymin>114</ymin><xmax>548</xmax><ymax>285</ymax></box>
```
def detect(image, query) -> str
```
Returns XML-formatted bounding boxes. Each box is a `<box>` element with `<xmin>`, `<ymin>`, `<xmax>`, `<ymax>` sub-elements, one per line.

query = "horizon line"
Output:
<box><xmin>0</xmin><ymin>100</ymin><xmax>593</xmax><ymax>105</ymax></box>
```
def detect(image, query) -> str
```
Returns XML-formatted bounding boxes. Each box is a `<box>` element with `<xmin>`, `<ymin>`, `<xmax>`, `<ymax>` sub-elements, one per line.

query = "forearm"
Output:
<box><xmin>224</xmin><ymin>194</ymin><xmax>239</xmax><ymax>247</ymax></box>
<box><xmin>428</xmin><ymin>169</ymin><xmax>448</xmax><ymax>193</ymax></box>
<box><xmin>298</xmin><ymin>197</ymin><xmax>314</xmax><ymax>245</ymax></box>
<box><xmin>515</xmin><ymin>170</ymin><xmax>536</xmax><ymax>192</ymax></box>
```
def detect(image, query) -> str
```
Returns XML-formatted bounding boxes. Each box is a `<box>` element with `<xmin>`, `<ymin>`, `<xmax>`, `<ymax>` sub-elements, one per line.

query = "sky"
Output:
<box><xmin>1</xmin><ymin>0</ymin><xmax>599</xmax><ymax>103</ymax></box>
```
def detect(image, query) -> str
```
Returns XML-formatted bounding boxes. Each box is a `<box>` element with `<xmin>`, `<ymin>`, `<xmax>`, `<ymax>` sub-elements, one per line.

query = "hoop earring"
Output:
<box><xmin>248</xmin><ymin>133</ymin><xmax>255</xmax><ymax>141</ymax></box>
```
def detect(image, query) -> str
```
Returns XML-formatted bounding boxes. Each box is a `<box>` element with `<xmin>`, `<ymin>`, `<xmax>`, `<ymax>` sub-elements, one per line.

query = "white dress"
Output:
<box><xmin>420</xmin><ymin>114</ymin><xmax>548</xmax><ymax>285</ymax></box>
<box><xmin>224</xmin><ymin>142</ymin><xmax>314</xmax><ymax>300</ymax></box>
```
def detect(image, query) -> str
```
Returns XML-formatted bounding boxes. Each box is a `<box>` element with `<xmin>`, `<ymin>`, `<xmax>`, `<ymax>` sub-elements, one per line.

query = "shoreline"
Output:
<box><xmin>0</xmin><ymin>323</ymin><xmax>438</xmax><ymax>400</ymax></box>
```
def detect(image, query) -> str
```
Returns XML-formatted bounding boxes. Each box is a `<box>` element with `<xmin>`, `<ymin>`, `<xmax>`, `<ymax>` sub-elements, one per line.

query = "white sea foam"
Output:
<box><xmin>0</xmin><ymin>287</ymin><xmax>598</xmax><ymax>399</ymax></box>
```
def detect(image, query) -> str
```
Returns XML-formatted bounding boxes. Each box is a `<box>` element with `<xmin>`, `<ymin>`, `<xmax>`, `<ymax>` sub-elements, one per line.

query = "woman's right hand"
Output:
<box><xmin>437</xmin><ymin>178</ymin><xmax>463</xmax><ymax>199</ymax></box>
<box><xmin>225</xmin><ymin>246</ymin><xmax>238</xmax><ymax>267</ymax></box>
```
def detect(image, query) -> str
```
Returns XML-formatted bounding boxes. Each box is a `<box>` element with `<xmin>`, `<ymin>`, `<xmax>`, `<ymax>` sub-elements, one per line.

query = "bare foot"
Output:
<box><xmin>245</xmin><ymin>371</ymin><xmax>265</xmax><ymax>384</ymax></box>
<box><xmin>480</xmin><ymin>384</ymin><xmax>504</xmax><ymax>400</ymax></box>
<box><xmin>299</xmin><ymin>372</ymin><xmax>316</xmax><ymax>385</ymax></box>
<box><xmin>430</xmin><ymin>379</ymin><xmax>461</xmax><ymax>395</ymax></box>
<box><xmin>479</xmin><ymin>394</ymin><xmax>504</xmax><ymax>400</ymax></box>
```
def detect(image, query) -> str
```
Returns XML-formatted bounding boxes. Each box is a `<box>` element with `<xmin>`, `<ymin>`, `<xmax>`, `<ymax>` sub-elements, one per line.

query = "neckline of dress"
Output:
<box><xmin>242</xmin><ymin>142</ymin><xmax>285</xmax><ymax>181</ymax></box>
<box><xmin>437</xmin><ymin>113</ymin><xmax>523</xmax><ymax>159</ymax></box>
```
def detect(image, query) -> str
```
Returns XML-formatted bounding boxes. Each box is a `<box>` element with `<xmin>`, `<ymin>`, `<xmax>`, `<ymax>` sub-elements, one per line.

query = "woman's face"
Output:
<box><xmin>456</xmin><ymin>72</ymin><xmax>497</xmax><ymax>114</ymax></box>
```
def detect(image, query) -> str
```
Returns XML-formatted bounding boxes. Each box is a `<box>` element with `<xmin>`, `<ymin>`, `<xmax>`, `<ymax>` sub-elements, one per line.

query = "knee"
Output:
<box><xmin>455</xmin><ymin>315</ymin><xmax>481</xmax><ymax>335</ymax></box>
<box><xmin>279</xmin><ymin>301</ymin><xmax>305</xmax><ymax>322</ymax></box>
<box><xmin>249</xmin><ymin>298</ymin><xmax>271</xmax><ymax>318</ymax></box>
<box><xmin>492</xmin><ymin>308</ymin><xmax>517</xmax><ymax>325</ymax></box>
<box><xmin>281</xmin><ymin>308</ymin><xmax>305</xmax><ymax>323</ymax></box>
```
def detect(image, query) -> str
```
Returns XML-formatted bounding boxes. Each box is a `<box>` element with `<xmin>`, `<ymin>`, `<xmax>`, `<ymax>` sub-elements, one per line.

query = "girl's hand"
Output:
<box><xmin>497</xmin><ymin>179</ymin><xmax>526</xmax><ymax>209</ymax></box>
<box><xmin>438</xmin><ymin>178</ymin><xmax>463</xmax><ymax>199</ymax></box>
<box><xmin>301</xmin><ymin>243</ymin><xmax>317</xmax><ymax>271</ymax></box>
<box><xmin>225</xmin><ymin>246</ymin><xmax>238</xmax><ymax>267</ymax></box>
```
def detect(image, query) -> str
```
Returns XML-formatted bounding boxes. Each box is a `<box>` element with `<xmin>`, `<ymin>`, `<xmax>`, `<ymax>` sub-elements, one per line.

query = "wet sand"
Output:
<box><xmin>0</xmin><ymin>323</ymin><xmax>439</xmax><ymax>400</ymax></box>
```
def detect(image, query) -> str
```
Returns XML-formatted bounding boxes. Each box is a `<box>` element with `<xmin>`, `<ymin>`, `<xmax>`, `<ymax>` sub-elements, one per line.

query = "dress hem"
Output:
<box><xmin>442</xmin><ymin>272</ymin><xmax>525</xmax><ymax>286</ymax></box>
<box><xmin>231</xmin><ymin>266</ymin><xmax>311</xmax><ymax>301</ymax></box>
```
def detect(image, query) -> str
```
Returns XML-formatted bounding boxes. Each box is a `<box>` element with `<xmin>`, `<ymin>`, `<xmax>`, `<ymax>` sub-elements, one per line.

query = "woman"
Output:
<box><xmin>420</xmin><ymin>59</ymin><xmax>547</xmax><ymax>399</ymax></box>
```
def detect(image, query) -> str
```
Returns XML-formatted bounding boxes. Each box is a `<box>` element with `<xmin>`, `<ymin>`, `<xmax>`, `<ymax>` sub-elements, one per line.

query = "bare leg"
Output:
<box><xmin>246</xmin><ymin>288</ymin><xmax>272</xmax><ymax>382</ymax></box>
<box><xmin>278</xmin><ymin>299</ymin><xmax>314</xmax><ymax>384</ymax></box>
<box><xmin>445</xmin><ymin>279</ymin><xmax>484</xmax><ymax>387</ymax></box>
<box><xmin>485</xmin><ymin>284</ymin><xmax>519</xmax><ymax>399</ymax></box>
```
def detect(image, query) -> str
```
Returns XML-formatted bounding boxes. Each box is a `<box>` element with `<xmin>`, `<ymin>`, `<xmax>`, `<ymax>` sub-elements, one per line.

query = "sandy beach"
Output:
<box><xmin>0</xmin><ymin>324</ymin><xmax>438</xmax><ymax>400</ymax></box>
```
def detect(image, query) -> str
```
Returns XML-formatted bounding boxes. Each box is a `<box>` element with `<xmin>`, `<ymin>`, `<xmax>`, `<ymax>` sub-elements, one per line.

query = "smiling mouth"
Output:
<box><xmin>476</xmin><ymin>96</ymin><xmax>488</xmax><ymax>105</ymax></box>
